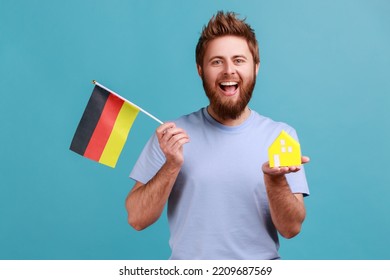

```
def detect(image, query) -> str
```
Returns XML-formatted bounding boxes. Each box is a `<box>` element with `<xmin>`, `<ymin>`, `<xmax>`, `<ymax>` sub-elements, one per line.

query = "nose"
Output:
<box><xmin>223</xmin><ymin>61</ymin><xmax>236</xmax><ymax>75</ymax></box>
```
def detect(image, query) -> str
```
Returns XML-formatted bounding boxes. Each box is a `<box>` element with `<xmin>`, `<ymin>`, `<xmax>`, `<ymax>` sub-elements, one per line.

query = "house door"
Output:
<box><xmin>273</xmin><ymin>154</ymin><xmax>280</xmax><ymax>167</ymax></box>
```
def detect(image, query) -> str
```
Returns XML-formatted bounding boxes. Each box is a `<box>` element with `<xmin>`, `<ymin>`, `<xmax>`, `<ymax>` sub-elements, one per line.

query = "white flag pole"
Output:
<box><xmin>92</xmin><ymin>80</ymin><xmax>163</xmax><ymax>124</ymax></box>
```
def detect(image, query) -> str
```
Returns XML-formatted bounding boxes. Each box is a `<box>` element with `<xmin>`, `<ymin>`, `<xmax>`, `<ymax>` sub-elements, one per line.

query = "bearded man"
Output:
<box><xmin>125</xmin><ymin>11</ymin><xmax>310</xmax><ymax>260</ymax></box>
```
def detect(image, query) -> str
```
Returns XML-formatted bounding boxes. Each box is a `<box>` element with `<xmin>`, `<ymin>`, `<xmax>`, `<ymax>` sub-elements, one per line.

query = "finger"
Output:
<box><xmin>301</xmin><ymin>156</ymin><xmax>310</xmax><ymax>164</ymax></box>
<box><xmin>263</xmin><ymin>162</ymin><xmax>298</xmax><ymax>176</ymax></box>
<box><xmin>288</xmin><ymin>166</ymin><xmax>300</xmax><ymax>173</ymax></box>
<box><xmin>168</xmin><ymin>131</ymin><xmax>189</xmax><ymax>143</ymax></box>
<box><xmin>161</xmin><ymin>128</ymin><xmax>188</xmax><ymax>144</ymax></box>
<box><xmin>165</xmin><ymin>131</ymin><xmax>190</xmax><ymax>152</ymax></box>
<box><xmin>288</xmin><ymin>166</ymin><xmax>296</xmax><ymax>172</ymax></box>
<box><xmin>170</xmin><ymin>136</ymin><xmax>190</xmax><ymax>152</ymax></box>
<box><xmin>262</xmin><ymin>162</ymin><xmax>282</xmax><ymax>175</ymax></box>
<box><xmin>156</xmin><ymin>122</ymin><xmax>176</xmax><ymax>138</ymax></box>
<box><xmin>159</xmin><ymin>127</ymin><xmax>190</xmax><ymax>154</ymax></box>
<box><xmin>269</xmin><ymin>167</ymin><xmax>288</xmax><ymax>176</ymax></box>
<box><xmin>279</xmin><ymin>166</ymin><xmax>290</xmax><ymax>173</ymax></box>
<box><xmin>163</xmin><ymin>134</ymin><xmax>190</xmax><ymax>164</ymax></box>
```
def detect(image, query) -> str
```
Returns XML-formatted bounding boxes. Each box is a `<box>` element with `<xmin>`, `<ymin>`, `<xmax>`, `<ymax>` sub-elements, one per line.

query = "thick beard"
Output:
<box><xmin>202</xmin><ymin>74</ymin><xmax>256</xmax><ymax>120</ymax></box>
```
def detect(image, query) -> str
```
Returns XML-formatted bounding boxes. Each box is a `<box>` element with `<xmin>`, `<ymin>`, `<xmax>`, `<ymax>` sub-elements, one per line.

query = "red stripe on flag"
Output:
<box><xmin>83</xmin><ymin>93</ymin><xmax>125</xmax><ymax>161</ymax></box>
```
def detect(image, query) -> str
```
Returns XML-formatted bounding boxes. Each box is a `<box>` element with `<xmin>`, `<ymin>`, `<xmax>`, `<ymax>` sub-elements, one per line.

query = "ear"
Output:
<box><xmin>197</xmin><ymin>64</ymin><xmax>203</xmax><ymax>77</ymax></box>
<box><xmin>255</xmin><ymin>63</ymin><xmax>260</xmax><ymax>76</ymax></box>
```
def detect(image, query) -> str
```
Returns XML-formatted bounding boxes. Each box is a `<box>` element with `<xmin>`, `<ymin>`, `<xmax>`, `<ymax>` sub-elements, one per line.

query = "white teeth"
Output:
<box><xmin>220</xmin><ymin>82</ymin><xmax>238</xmax><ymax>86</ymax></box>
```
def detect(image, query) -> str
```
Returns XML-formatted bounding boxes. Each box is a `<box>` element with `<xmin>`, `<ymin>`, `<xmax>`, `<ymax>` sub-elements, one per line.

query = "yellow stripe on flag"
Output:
<box><xmin>99</xmin><ymin>102</ymin><xmax>139</xmax><ymax>168</ymax></box>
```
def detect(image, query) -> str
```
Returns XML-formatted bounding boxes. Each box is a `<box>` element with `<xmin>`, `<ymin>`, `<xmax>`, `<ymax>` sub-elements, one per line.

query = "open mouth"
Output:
<box><xmin>219</xmin><ymin>81</ymin><xmax>238</xmax><ymax>95</ymax></box>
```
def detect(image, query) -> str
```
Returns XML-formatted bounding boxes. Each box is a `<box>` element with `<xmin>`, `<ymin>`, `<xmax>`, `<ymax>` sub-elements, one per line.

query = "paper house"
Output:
<box><xmin>268</xmin><ymin>130</ymin><xmax>301</xmax><ymax>168</ymax></box>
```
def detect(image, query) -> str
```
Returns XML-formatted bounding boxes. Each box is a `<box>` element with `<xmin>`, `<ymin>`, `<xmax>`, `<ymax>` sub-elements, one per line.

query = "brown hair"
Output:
<box><xmin>195</xmin><ymin>11</ymin><xmax>260</xmax><ymax>67</ymax></box>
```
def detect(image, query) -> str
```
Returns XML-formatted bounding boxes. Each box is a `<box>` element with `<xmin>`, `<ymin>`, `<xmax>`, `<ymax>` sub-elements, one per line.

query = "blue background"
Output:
<box><xmin>1</xmin><ymin>0</ymin><xmax>389</xmax><ymax>259</ymax></box>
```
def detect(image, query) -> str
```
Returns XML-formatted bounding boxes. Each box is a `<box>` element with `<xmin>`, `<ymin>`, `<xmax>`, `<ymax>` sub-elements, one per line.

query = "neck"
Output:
<box><xmin>207</xmin><ymin>106</ymin><xmax>251</xmax><ymax>126</ymax></box>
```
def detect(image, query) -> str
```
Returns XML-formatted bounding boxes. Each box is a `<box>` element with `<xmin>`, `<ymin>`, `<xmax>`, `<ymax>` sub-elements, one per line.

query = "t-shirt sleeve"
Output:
<box><xmin>129</xmin><ymin>133</ymin><xmax>166</xmax><ymax>184</ymax></box>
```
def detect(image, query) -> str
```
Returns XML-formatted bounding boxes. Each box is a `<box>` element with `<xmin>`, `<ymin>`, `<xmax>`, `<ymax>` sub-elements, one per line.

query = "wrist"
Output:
<box><xmin>162</xmin><ymin>160</ymin><xmax>182</xmax><ymax>175</ymax></box>
<box><xmin>264</xmin><ymin>172</ymin><xmax>284</xmax><ymax>181</ymax></box>
<box><xmin>263</xmin><ymin>172</ymin><xmax>289</xmax><ymax>190</ymax></box>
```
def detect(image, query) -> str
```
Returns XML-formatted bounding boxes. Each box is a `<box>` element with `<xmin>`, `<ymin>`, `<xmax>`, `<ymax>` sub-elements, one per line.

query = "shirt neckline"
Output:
<box><xmin>202</xmin><ymin>107</ymin><xmax>255</xmax><ymax>133</ymax></box>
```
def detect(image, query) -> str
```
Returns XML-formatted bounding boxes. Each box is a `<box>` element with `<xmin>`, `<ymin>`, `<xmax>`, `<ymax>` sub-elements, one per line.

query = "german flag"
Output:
<box><xmin>70</xmin><ymin>85</ymin><xmax>139</xmax><ymax>168</ymax></box>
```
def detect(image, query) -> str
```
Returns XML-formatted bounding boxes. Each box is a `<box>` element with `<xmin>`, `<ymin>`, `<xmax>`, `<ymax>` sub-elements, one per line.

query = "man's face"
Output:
<box><xmin>198</xmin><ymin>35</ymin><xmax>259</xmax><ymax>120</ymax></box>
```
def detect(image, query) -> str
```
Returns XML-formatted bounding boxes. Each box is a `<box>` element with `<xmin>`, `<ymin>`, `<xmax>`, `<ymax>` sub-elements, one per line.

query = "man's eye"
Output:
<box><xmin>212</xmin><ymin>60</ymin><xmax>222</xmax><ymax>65</ymax></box>
<box><xmin>235</xmin><ymin>59</ymin><xmax>245</xmax><ymax>64</ymax></box>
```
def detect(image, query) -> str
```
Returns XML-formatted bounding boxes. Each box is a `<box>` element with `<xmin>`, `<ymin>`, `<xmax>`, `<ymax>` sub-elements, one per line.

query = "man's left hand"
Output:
<box><xmin>262</xmin><ymin>156</ymin><xmax>310</xmax><ymax>177</ymax></box>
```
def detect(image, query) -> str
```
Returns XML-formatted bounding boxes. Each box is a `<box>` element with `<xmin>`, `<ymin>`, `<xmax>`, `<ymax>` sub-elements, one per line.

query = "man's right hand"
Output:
<box><xmin>156</xmin><ymin>122</ymin><xmax>190</xmax><ymax>168</ymax></box>
<box><xmin>126</xmin><ymin>123</ymin><xmax>189</xmax><ymax>231</ymax></box>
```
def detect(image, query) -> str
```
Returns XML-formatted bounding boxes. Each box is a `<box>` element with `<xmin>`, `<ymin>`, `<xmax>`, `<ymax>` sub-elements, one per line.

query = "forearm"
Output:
<box><xmin>264</xmin><ymin>174</ymin><xmax>306</xmax><ymax>239</ymax></box>
<box><xmin>126</xmin><ymin>162</ymin><xmax>181</xmax><ymax>231</ymax></box>
<box><xmin>126</xmin><ymin>122</ymin><xmax>189</xmax><ymax>231</ymax></box>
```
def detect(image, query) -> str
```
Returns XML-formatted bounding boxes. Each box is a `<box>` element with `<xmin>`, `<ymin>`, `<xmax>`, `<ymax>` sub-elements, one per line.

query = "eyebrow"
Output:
<box><xmin>232</xmin><ymin>55</ymin><xmax>248</xmax><ymax>60</ymax></box>
<box><xmin>208</xmin><ymin>55</ymin><xmax>248</xmax><ymax>62</ymax></box>
<box><xmin>208</xmin><ymin>56</ymin><xmax>223</xmax><ymax>62</ymax></box>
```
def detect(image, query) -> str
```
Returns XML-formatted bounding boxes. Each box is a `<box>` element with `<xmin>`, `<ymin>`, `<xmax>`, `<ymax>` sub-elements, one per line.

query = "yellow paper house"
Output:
<box><xmin>268</xmin><ymin>130</ymin><xmax>301</xmax><ymax>168</ymax></box>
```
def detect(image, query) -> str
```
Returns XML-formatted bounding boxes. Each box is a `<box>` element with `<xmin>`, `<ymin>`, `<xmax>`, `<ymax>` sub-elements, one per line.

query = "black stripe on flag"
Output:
<box><xmin>70</xmin><ymin>86</ymin><xmax>110</xmax><ymax>155</ymax></box>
